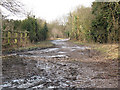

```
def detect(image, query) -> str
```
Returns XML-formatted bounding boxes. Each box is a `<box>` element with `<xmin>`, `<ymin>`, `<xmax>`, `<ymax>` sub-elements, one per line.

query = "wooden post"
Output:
<box><xmin>20</xmin><ymin>32</ymin><xmax>22</xmax><ymax>46</ymax></box>
<box><xmin>15</xmin><ymin>32</ymin><xmax>17</xmax><ymax>44</ymax></box>
<box><xmin>8</xmin><ymin>31</ymin><xmax>10</xmax><ymax>45</ymax></box>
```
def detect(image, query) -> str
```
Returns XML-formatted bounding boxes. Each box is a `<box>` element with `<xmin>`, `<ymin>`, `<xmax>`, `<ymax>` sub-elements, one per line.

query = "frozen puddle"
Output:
<box><xmin>51</xmin><ymin>39</ymin><xmax>69</xmax><ymax>45</ymax></box>
<box><xmin>62</xmin><ymin>46</ymin><xmax>90</xmax><ymax>52</ymax></box>
<box><xmin>58</xmin><ymin>51</ymin><xmax>67</xmax><ymax>54</ymax></box>
<box><xmin>1</xmin><ymin>83</ymin><xmax>12</xmax><ymax>88</ymax></box>
<box><xmin>5</xmin><ymin>39</ymin><xmax>90</xmax><ymax>60</ymax></box>
<box><xmin>32</xmin><ymin>84</ymin><xmax>44</xmax><ymax>88</ymax></box>
<box><xmin>2</xmin><ymin>76</ymin><xmax>46</xmax><ymax>88</ymax></box>
<box><xmin>40</xmin><ymin>48</ymin><xmax>59</xmax><ymax>53</ymax></box>
<box><xmin>26</xmin><ymin>48</ymin><xmax>59</xmax><ymax>54</ymax></box>
<box><xmin>19</xmin><ymin>54</ymin><xmax>68</xmax><ymax>59</ymax></box>
<box><xmin>45</xmin><ymin>55</ymin><xmax>69</xmax><ymax>58</ymax></box>
<box><xmin>62</xmin><ymin>46</ymin><xmax>89</xmax><ymax>50</ymax></box>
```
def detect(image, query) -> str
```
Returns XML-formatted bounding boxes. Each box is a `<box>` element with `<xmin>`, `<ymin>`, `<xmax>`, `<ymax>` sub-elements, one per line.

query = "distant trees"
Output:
<box><xmin>47</xmin><ymin>21</ymin><xmax>64</xmax><ymax>39</ymax></box>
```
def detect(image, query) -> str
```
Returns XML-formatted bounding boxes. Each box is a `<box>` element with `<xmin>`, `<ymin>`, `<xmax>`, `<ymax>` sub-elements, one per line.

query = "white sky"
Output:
<box><xmin>5</xmin><ymin>0</ymin><xmax>95</xmax><ymax>22</ymax></box>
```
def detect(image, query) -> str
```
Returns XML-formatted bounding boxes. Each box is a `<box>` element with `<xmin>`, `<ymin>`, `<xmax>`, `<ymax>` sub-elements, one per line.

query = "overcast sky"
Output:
<box><xmin>7</xmin><ymin>0</ymin><xmax>95</xmax><ymax>22</ymax></box>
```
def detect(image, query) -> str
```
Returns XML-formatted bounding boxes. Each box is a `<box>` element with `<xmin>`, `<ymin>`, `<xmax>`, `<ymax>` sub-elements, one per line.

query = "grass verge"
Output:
<box><xmin>70</xmin><ymin>40</ymin><xmax>118</xmax><ymax>60</ymax></box>
<box><xmin>3</xmin><ymin>40</ymin><xmax>55</xmax><ymax>54</ymax></box>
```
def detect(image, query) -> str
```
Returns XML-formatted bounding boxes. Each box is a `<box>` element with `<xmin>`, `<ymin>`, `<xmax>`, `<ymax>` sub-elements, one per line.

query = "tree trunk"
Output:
<box><xmin>0</xmin><ymin>8</ymin><xmax>2</xmax><ymax>87</ymax></box>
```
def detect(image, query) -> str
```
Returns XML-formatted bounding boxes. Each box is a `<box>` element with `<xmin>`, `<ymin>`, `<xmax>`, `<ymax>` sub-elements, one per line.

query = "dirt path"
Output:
<box><xmin>1</xmin><ymin>39</ymin><xmax>118</xmax><ymax>89</ymax></box>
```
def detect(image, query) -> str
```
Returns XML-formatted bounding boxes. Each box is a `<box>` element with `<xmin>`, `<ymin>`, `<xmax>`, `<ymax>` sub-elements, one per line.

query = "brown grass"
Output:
<box><xmin>3</xmin><ymin>40</ymin><xmax>54</xmax><ymax>53</ymax></box>
<box><xmin>71</xmin><ymin>40</ymin><xmax>118</xmax><ymax>60</ymax></box>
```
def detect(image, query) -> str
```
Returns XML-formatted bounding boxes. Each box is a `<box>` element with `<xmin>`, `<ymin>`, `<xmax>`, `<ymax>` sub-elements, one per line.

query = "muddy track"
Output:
<box><xmin>1</xmin><ymin>39</ymin><xmax>118</xmax><ymax>89</ymax></box>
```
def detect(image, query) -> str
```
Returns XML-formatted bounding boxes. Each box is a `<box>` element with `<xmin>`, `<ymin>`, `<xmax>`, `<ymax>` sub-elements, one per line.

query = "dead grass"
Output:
<box><xmin>91</xmin><ymin>44</ymin><xmax>118</xmax><ymax>60</ymax></box>
<box><xmin>3</xmin><ymin>41</ymin><xmax>54</xmax><ymax>53</ymax></box>
<box><xmin>18</xmin><ymin>40</ymin><xmax>54</xmax><ymax>50</ymax></box>
<box><xmin>71</xmin><ymin>40</ymin><xmax>119</xmax><ymax>60</ymax></box>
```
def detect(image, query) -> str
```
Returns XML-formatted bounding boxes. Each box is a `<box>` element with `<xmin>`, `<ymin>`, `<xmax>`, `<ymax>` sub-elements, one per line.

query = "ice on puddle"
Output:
<box><xmin>32</xmin><ymin>84</ymin><xmax>44</xmax><ymax>88</ymax></box>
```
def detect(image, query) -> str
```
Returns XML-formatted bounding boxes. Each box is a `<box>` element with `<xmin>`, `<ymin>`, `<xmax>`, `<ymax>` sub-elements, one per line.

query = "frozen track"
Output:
<box><xmin>2</xmin><ymin>39</ymin><xmax>118</xmax><ymax>89</ymax></box>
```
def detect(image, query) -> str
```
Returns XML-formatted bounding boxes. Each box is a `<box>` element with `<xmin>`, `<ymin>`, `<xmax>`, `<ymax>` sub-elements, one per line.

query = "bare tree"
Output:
<box><xmin>0</xmin><ymin>0</ymin><xmax>24</xmax><ymax>14</ymax></box>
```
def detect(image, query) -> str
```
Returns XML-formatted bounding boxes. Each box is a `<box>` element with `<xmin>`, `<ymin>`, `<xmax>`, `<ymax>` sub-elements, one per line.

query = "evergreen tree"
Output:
<box><xmin>43</xmin><ymin>22</ymin><xmax>48</xmax><ymax>40</ymax></box>
<box><xmin>21</xmin><ymin>16</ymin><xmax>49</xmax><ymax>42</ymax></box>
<box><xmin>91</xmin><ymin>2</ymin><xmax>120</xmax><ymax>43</ymax></box>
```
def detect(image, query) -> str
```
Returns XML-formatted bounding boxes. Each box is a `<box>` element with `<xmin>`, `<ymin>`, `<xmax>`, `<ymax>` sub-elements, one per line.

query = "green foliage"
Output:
<box><xmin>37</xmin><ymin>22</ymin><xmax>48</xmax><ymax>41</ymax></box>
<box><xmin>20</xmin><ymin>16</ymin><xmax>48</xmax><ymax>42</ymax></box>
<box><xmin>42</xmin><ymin>22</ymin><xmax>48</xmax><ymax>40</ymax></box>
<box><xmin>91</xmin><ymin>2</ymin><xmax>120</xmax><ymax>43</ymax></box>
<box><xmin>64</xmin><ymin>2</ymin><xmax>120</xmax><ymax>44</ymax></box>
<box><xmin>21</xmin><ymin>16</ymin><xmax>37</xmax><ymax>42</ymax></box>
<box><xmin>2</xmin><ymin>16</ymin><xmax>49</xmax><ymax>43</ymax></box>
<box><xmin>13</xmin><ymin>20</ymin><xmax>21</xmax><ymax>30</ymax></box>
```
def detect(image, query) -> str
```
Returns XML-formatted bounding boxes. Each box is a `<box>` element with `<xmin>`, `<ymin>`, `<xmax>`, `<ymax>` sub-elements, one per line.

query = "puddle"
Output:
<box><xmin>51</xmin><ymin>39</ymin><xmax>69</xmax><ymax>45</ymax></box>
<box><xmin>40</xmin><ymin>48</ymin><xmax>59</xmax><ymax>53</ymax></box>
<box><xmin>19</xmin><ymin>54</ymin><xmax>68</xmax><ymax>59</ymax></box>
<box><xmin>75</xmin><ymin>46</ymin><xmax>90</xmax><ymax>50</ymax></box>
<box><xmin>5</xmin><ymin>53</ymin><xmax>17</xmax><ymax>57</ymax></box>
<box><xmin>24</xmin><ymin>48</ymin><xmax>59</xmax><ymax>54</ymax></box>
<box><xmin>58</xmin><ymin>51</ymin><xmax>67</xmax><ymax>54</ymax></box>
<box><xmin>1</xmin><ymin>83</ymin><xmax>12</xmax><ymax>88</ymax></box>
<box><xmin>70</xmin><ymin>49</ymin><xmax>76</xmax><ymax>52</ymax></box>
<box><xmin>32</xmin><ymin>84</ymin><xmax>44</xmax><ymax>88</ymax></box>
<box><xmin>45</xmin><ymin>55</ymin><xmax>69</xmax><ymax>58</ymax></box>
<box><xmin>5</xmin><ymin>39</ymin><xmax>90</xmax><ymax>60</ymax></box>
<box><xmin>2</xmin><ymin>76</ymin><xmax>46</xmax><ymax>88</ymax></box>
<box><xmin>62</xmin><ymin>46</ymin><xmax>90</xmax><ymax>52</ymax></box>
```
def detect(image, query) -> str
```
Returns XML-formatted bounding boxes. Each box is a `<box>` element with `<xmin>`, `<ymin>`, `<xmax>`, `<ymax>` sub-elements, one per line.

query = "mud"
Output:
<box><xmin>1</xmin><ymin>39</ymin><xmax>118</xmax><ymax>89</ymax></box>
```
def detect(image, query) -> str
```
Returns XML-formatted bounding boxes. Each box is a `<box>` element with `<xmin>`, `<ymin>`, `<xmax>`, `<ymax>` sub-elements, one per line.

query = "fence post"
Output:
<box><xmin>8</xmin><ymin>31</ymin><xmax>11</xmax><ymax>45</ymax></box>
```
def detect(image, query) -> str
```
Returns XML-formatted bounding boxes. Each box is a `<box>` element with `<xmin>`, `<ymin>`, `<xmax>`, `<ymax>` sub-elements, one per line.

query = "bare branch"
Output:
<box><xmin>0</xmin><ymin>0</ymin><xmax>25</xmax><ymax>15</ymax></box>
